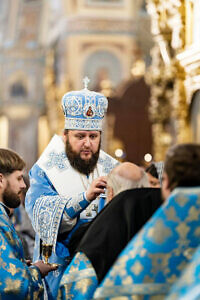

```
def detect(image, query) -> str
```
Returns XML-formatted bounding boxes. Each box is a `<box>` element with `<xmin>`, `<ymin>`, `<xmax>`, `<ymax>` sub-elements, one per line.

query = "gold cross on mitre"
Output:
<box><xmin>83</xmin><ymin>76</ymin><xmax>90</xmax><ymax>89</ymax></box>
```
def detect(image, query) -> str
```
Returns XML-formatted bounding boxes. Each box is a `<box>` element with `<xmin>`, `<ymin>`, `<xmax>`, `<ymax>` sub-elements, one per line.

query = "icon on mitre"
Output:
<box><xmin>84</xmin><ymin>104</ymin><xmax>95</xmax><ymax>118</ymax></box>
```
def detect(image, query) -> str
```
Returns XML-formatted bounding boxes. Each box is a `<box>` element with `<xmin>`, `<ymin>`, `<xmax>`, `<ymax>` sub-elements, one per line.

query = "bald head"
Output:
<box><xmin>113</xmin><ymin>162</ymin><xmax>143</xmax><ymax>182</ymax></box>
<box><xmin>106</xmin><ymin>162</ymin><xmax>149</xmax><ymax>202</ymax></box>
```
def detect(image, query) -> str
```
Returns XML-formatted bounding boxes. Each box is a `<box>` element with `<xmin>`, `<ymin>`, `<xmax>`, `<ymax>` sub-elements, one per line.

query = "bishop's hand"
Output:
<box><xmin>86</xmin><ymin>176</ymin><xmax>107</xmax><ymax>202</ymax></box>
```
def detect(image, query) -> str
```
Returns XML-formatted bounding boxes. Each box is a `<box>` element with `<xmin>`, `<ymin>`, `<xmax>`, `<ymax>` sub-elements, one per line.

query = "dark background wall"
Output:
<box><xmin>108</xmin><ymin>77</ymin><xmax>152</xmax><ymax>165</ymax></box>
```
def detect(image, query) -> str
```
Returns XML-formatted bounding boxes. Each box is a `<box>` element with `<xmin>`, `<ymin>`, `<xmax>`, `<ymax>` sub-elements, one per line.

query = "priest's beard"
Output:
<box><xmin>65</xmin><ymin>140</ymin><xmax>100</xmax><ymax>176</ymax></box>
<box><xmin>3</xmin><ymin>182</ymin><xmax>21</xmax><ymax>208</ymax></box>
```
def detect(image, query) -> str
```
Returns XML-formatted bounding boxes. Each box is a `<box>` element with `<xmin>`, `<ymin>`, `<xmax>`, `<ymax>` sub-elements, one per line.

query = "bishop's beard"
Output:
<box><xmin>65</xmin><ymin>140</ymin><xmax>100</xmax><ymax>176</ymax></box>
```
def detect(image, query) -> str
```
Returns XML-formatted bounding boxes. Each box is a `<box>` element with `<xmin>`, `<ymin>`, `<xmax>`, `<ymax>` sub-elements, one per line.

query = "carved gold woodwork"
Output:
<box><xmin>145</xmin><ymin>44</ymin><xmax>173</xmax><ymax>161</ymax></box>
<box><xmin>185</xmin><ymin>0</ymin><xmax>194</xmax><ymax>46</ymax></box>
<box><xmin>146</xmin><ymin>0</ymin><xmax>196</xmax><ymax>160</ymax></box>
<box><xmin>176</xmin><ymin>48</ymin><xmax>200</xmax><ymax>106</ymax></box>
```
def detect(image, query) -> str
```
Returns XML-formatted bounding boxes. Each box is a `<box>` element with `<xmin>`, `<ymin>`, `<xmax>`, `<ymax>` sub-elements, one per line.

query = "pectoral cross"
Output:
<box><xmin>92</xmin><ymin>204</ymin><xmax>98</xmax><ymax>214</ymax></box>
<box><xmin>83</xmin><ymin>76</ymin><xmax>90</xmax><ymax>89</ymax></box>
<box><xmin>85</xmin><ymin>203</ymin><xmax>98</xmax><ymax>217</ymax></box>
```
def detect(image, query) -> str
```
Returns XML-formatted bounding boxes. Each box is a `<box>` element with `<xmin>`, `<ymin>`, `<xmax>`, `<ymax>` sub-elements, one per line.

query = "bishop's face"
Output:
<box><xmin>64</xmin><ymin>130</ymin><xmax>101</xmax><ymax>161</ymax></box>
<box><xmin>2</xmin><ymin>170</ymin><xmax>26</xmax><ymax>208</ymax></box>
<box><xmin>63</xmin><ymin>130</ymin><xmax>101</xmax><ymax>175</ymax></box>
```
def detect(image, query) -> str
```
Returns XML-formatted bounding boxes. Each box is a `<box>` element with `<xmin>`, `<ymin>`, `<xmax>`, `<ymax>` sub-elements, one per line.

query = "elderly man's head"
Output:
<box><xmin>106</xmin><ymin>162</ymin><xmax>149</xmax><ymax>202</ymax></box>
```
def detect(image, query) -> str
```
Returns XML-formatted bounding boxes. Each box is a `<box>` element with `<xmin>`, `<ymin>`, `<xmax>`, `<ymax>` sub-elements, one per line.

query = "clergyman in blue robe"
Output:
<box><xmin>0</xmin><ymin>202</ymin><xmax>44</xmax><ymax>299</ymax></box>
<box><xmin>0</xmin><ymin>148</ymin><xmax>56</xmax><ymax>299</ymax></box>
<box><xmin>25</xmin><ymin>80</ymin><xmax>118</xmax><ymax>299</ymax></box>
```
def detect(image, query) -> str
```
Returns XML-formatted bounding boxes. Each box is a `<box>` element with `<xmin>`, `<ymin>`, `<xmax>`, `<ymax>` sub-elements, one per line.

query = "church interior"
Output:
<box><xmin>0</xmin><ymin>0</ymin><xmax>199</xmax><ymax>170</ymax></box>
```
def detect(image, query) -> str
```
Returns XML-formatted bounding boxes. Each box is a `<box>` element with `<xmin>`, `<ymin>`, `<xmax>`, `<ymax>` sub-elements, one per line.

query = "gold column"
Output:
<box><xmin>146</xmin><ymin>0</ymin><xmax>192</xmax><ymax>159</ymax></box>
<box><xmin>145</xmin><ymin>44</ymin><xmax>173</xmax><ymax>161</ymax></box>
<box><xmin>172</xmin><ymin>62</ymin><xmax>191</xmax><ymax>143</ymax></box>
<box><xmin>185</xmin><ymin>0</ymin><xmax>194</xmax><ymax>46</ymax></box>
<box><xmin>38</xmin><ymin>116</ymin><xmax>50</xmax><ymax>156</ymax></box>
<box><xmin>43</xmin><ymin>51</ymin><xmax>71</xmax><ymax>138</ymax></box>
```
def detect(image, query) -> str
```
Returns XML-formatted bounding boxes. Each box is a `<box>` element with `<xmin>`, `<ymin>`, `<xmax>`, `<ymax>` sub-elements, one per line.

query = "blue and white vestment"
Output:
<box><xmin>165</xmin><ymin>243</ymin><xmax>200</xmax><ymax>300</ymax></box>
<box><xmin>0</xmin><ymin>203</ymin><xmax>44</xmax><ymax>299</ymax></box>
<box><xmin>58</xmin><ymin>251</ymin><xmax>98</xmax><ymax>300</ymax></box>
<box><xmin>25</xmin><ymin>134</ymin><xmax>118</xmax><ymax>299</ymax></box>
<box><xmin>94</xmin><ymin>187</ymin><xmax>200</xmax><ymax>300</ymax></box>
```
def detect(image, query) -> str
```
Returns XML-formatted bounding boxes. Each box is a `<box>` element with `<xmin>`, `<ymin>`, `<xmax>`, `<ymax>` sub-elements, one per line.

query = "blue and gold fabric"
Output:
<box><xmin>25</xmin><ymin>134</ymin><xmax>118</xmax><ymax>299</ymax></box>
<box><xmin>0</xmin><ymin>203</ymin><xmax>43</xmax><ymax>299</ymax></box>
<box><xmin>62</xmin><ymin>77</ymin><xmax>108</xmax><ymax>131</ymax></box>
<box><xmin>58</xmin><ymin>252</ymin><xmax>98</xmax><ymax>300</ymax></box>
<box><xmin>94</xmin><ymin>187</ymin><xmax>200</xmax><ymax>300</ymax></box>
<box><xmin>165</xmin><ymin>244</ymin><xmax>200</xmax><ymax>300</ymax></box>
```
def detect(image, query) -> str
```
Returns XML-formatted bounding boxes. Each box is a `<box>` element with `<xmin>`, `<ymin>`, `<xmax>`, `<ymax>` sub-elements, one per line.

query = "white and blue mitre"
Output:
<box><xmin>94</xmin><ymin>187</ymin><xmax>200</xmax><ymax>300</ymax></box>
<box><xmin>58</xmin><ymin>252</ymin><xmax>98</xmax><ymax>300</ymax></box>
<box><xmin>165</xmin><ymin>244</ymin><xmax>200</xmax><ymax>300</ymax></box>
<box><xmin>62</xmin><ymin>77</ymin><xmax>108</xmax><ymax>131</ymax></box>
